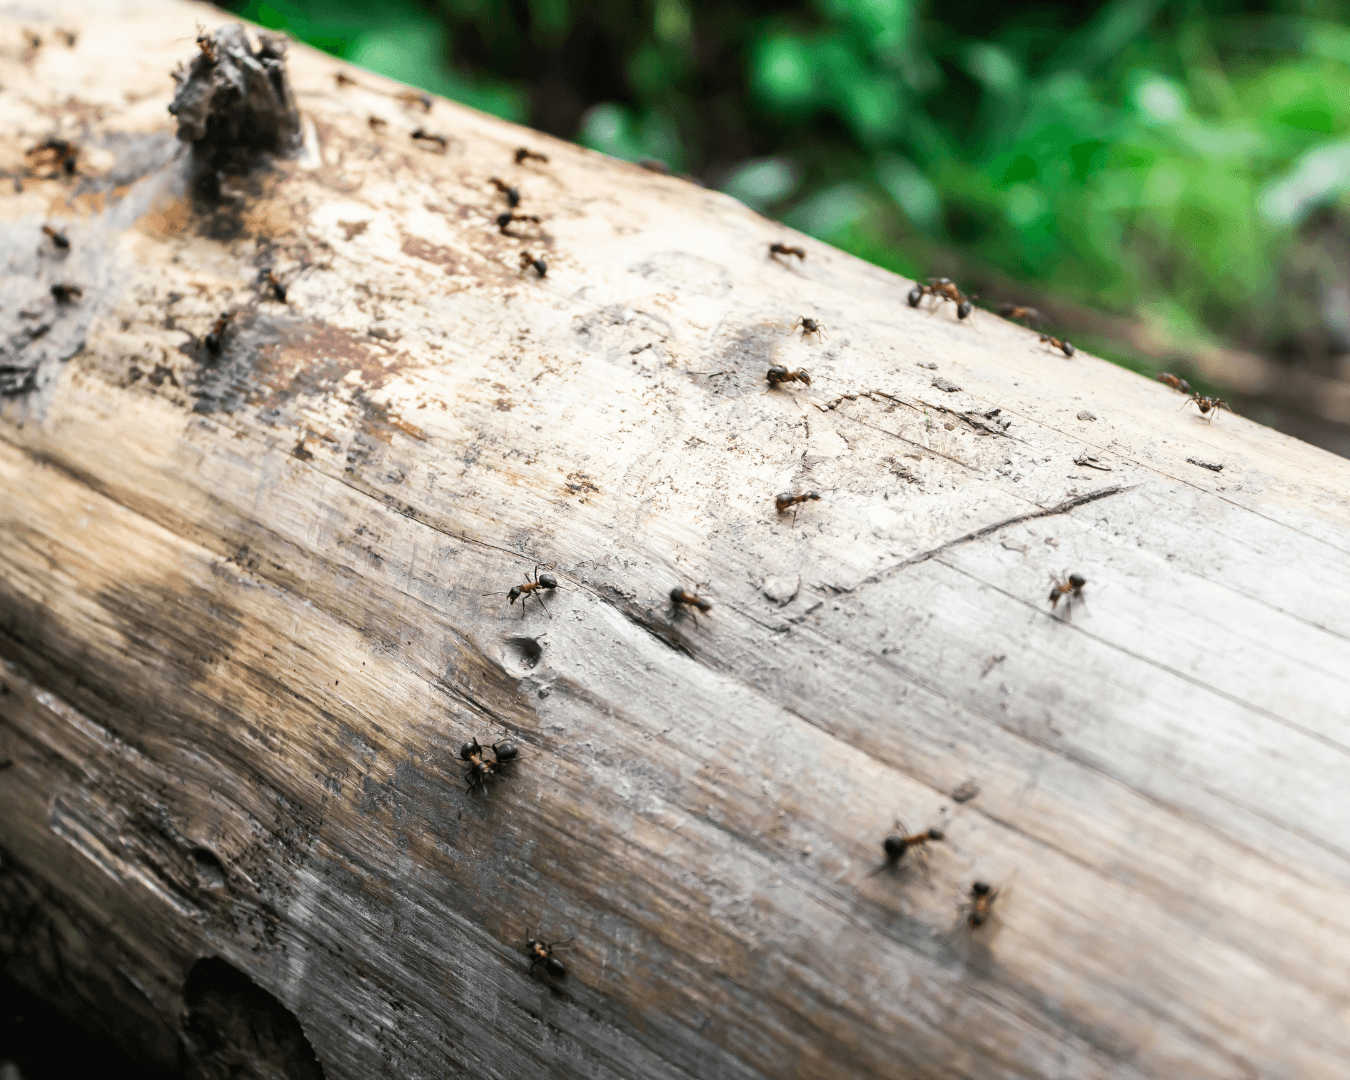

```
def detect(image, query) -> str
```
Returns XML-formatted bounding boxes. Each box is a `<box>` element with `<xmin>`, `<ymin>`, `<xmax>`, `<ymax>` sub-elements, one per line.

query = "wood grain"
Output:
<box><xmin>2</xmin><ymin>3</ymin><xmax>1349</xmax><ymax>1078</ymax></box>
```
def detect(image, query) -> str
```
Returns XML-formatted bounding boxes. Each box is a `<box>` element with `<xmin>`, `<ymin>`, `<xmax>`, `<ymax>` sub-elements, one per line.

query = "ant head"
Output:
<box><xmin>1068</xmin><ymin>574</ymin><xmax>1086</xmax><ymax>589</ymax></box>
<box><xmin>907</xmin><ymin>286</ymin><xmax>923</xmax><ymax>307</ymax></box>
<box><xmin>971</xmin><ymin>881</ymin><xmax>991</xmax><ymax>896</ymax></box>
<box><xmin>508</xmin><ymin>585</ymin><xmax>522</xmax><ymax>602</ymax></box>
<box><xmin>537</xmin><ymin>573</ymin><xmax>558</xmax><ymax>590</ymax></box>
<box><xmin>806</xmin><ymin>491</ymin><xmax>821</xmax><ymax>501</ymax></box>
<box><xmin>459</xmin><ymin>738</ymin><xmax>481</xmax><ymax>760</ymax></box>
<box><xmin>796</xmin><ymin>369</ymin><xmax>811</xmax><ymax>385</ymax></box>
<box><xmin>669</xmin><ymin>586</ymin><xmax>685</xmax><ymax>604</ymax></box>
<box><xmin>883</xmin><ymin>835</ymin><xmax>907</xmax><ymax>860</ymax></box>
<box><xmin>957</xmin><ymin>300</ymin><xmax>972</xmax><ymax>319</ymax></box>
<box><xmin>495</xmin><ymin>211</ymin><xmax>512</xmax><ymax>228</ymax></box>
<box><xmin>927</xmin><ymin>828</ymin><xmax>945</xmax><ymax>841</ymax></box>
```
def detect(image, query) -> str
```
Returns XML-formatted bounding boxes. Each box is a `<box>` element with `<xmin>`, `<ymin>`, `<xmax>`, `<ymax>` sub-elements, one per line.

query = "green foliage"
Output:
<box><xmin>218</xmin><ymin>0</ymin><xmax>1350</xmax><ymax>363</ymax></box>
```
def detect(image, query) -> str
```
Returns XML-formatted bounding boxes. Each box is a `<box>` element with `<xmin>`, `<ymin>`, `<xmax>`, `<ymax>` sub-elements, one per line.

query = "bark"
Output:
<box><xmin>2</xmin><ymin>3</ymin><xmax>1349</xmax><ymax>1079</ymax></box>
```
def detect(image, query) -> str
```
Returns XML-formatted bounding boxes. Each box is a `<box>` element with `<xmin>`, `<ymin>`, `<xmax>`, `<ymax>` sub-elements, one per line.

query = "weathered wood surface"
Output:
<box><xmin>3</xmin><ymin>3</ymin><xmax>1350</xmax><ymax>1078</ymax></box>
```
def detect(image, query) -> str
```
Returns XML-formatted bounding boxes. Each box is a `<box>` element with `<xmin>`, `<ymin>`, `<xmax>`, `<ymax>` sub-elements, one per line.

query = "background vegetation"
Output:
<box><xmin>219</xmin><ymin>0</ymin><xmax>1350</xmax><ymax>452</ymax></box>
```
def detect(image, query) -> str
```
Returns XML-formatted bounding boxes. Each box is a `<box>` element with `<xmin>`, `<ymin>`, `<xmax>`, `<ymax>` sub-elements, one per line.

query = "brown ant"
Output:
<box><xmin>1156</xmin><ymin>372</ymin><xmax>1192</xmax><ymax>395</ymax></box>
<box><xmin>503</xmin><ymin>565</ymin><xmax>557</xmax><ymax>617</ymax></box>
<box><xmin>57</xmin><ymin>29</ymin><xmax>78</xmax><ymax>48</ymax></box>
<box><xmin>790</xmin><ymin>316</ymin><xmax>826</xmax><ymax>340</ymax></box>
<box><xmin>967</xmin><ymin>881</ymin><xmax>1000</xmax><ymax>928</ymax></box>
<box><xmin>367</xmin><ymin>115</ymin><xmax>387</xmax><ymax>132</ymax></box>
<box><xmin>411</xmin><ymin>128</ymin><xmax>448</xmax><ymax>150</ymax></box>
<box><xmin>260</xmin><ymin>270</ymin><xmax>286</xmax><ymax>302</ymax></box>
<box><xmin>908</xmin><ymin>278</ymin><xmax>974</xmax><ymax>320</ymax></box>
<box><xmin>1184</xmin><ymin>394</ymin><xmax>1231</xmax><ymax>422</ymax></box>
<box><xmin>195</xmin><ymin>24</ymin><xmax>216</xmax><ymax>64</ymax></box>
<box><xmin>460</xmin><ymin>735</ymin><xmax>519</xmax><ymax>793</ymax></box>
<box><xmin>334</xmin><ymin>72</ymin><xmax>358</xmax><ymax>87</ymax></box>
<box><xmin>996</xmin><ymin>303</ymin><xmax>1044</xmax><ymax>329</ymax></box>
<box><xmin>515</xmin><ymin>147</ymin><xmax>549</xmax><ymax>165</ymax></box>
<box><xmin>1048</xmin><ymin>572</ymin><xmax>1087</xmax><ymax>618</ymax></box>
<box><xmin>496</xmin><ymin>211</ymin><xmax>541</xmax><ymax>235</ymax></box>
<box><xmin>490</xmin><ymin>177</ymin><xmax>521</xmax><ymax>207</ymax></box>
<box><xmin>204</xmin><ymin>311</ymin><xmax>233</xmax><ymax>354</ymax></box>
<box><xmin>872</xmin><ymin>821</ymin><xmax>944</xmax><ymax>876</ymax></box>
<box><xmin>525</xmin><ymin>929</ymin><xmax>572</xmax><ymax>978</ymax></box>
<box><xmin>766</xmin><ymin>366</ymin><xmax>811</xmax><ymax>388</ymax></box>
<box><xmin>27</xmin><ymin>137</ymin><xmax>79</xmax><ymax>177</ymax></box>
<box><xmin>770</xmin><ymin>242</ymin><xmax>806</xmax><ymax>261</ymax></box>
<box><xmin>775</xmin><ymin>491</ymin><xmax>820</xmax><ymax>514</ymax></box>
<box><xmin>519</xmin><ymin>252</ymin><xmax>547</xmax><ymax>277</ymax></box>
<box><xmin>1040</xmin><ymin>334</ymin><xmax>1075</xmax><ymax>357</ymax></box>
<box><xmin>50</xmin><ymin>283</ymin><xmax>82</xmax><ymax>303</ymax></box>
<box><xmin>397</xmin><ymin>90</ymin><xmax>433</xmax><ymax>112</ymax></box>
<box><xmin>22</xmin><ymin>29</ymin><xmax>42</xmax><ymax>51</ymax></box>
<box><xmin>42</xmin><ymin>225</ymin><xmax>69</xmax><ymax>250</ymax></box>
<box><xmin>670</xmin><ymin>587</ymin><xmax>711</xmax><ymax>627</ymax></box>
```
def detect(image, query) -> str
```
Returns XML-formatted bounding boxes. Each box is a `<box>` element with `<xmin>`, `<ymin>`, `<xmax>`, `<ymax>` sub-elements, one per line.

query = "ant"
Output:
<box><xmin>1039</xmin><ymin>334</ymin><xmax>1075</xmax><ymax>357</ymax></box>
<box><xmin>766</xmin><ymin>365</ymin><xmax>810</xmax><ymax>388</ymax></box>
<box><xmin>460</xmin><ymin>736</ymin><xmax>519</xmax><ymax>793</ymax></box>
<box><xmin>505</xmin><ymin>566</ymin><xmax>557</xmax><ymax>617</ymax></box>
<box><xmin>260</xmin><ymin>269</ymin><xmax>286</xmax><ymax>302</ymax></box>
<box><xmin>1184</xmin><ymin>394</ymin><xmax>1231</xmax><ymax>423</ymax></box>
<box><xmin>334</xmin><ymin>72</ymin><xmax>358</xmax><ymax>88</ymax></box>
<box><xmin>515</xmin><ymin>147</ymin><xmax>549</xmax><ymax>165</ymax></box>
<box><xmin>790</xmin><ymin>316</ymin><xmax>826</xmax><ymax>340</ymax></box>
<box><xmin>967</xmin><ymin>881</ymin><xmax>1000</xmax><ymax>928</ymax></box>
<box><xmin>367</xmin><ymin>115</ymin><xmax>387</xmax><ymax>132</ymax></box>
<box><xmin>490</xmin><ymin>177</ymin><xmax>521</xmax><ymax>208</ymax></box>
<box><xmin>769</xmin><ymin>242</ymin><xmax>806</xmax><ymax>261</ymax></box>
<box><xmin>22</xmin><ymin>29</ymin><xmax>42</xmax><ymax>51</ymax></box>
<box><xmin>57</xmin><ymin>29</ymin><xmax>78</xmax><ymax>48</ymax></box>
<box><xmin>908</xmin><ymin>278</ymin><xmax>973</xmax><ymax>320</ymax></box>
<box><xmin>873</xmin><ymin>821</ymin><xmax>944</xmax><ymax>875</ymax></box>
<box><xmin>496</xmin><ymin>212</ymin><xmax>541</xmax><ymax>235</ymax></box>
<box><xmin>775</xmin><ymin>491</ymin><xmax>820</xmax><ymax>514</ymax></box>
<box><xmin>1156</xmin><ymin>372</ymin><xmax>1192</xmax><ymax>395</ymax></box>
<box><xmin>996</xmin><ymin>303</ymin><xmax>1044</xmax><ymax>329</ymax></box>
<box><xmin>27</xmin><ymin>137</ymin><xmax>78</xmax><ymax>177</ymax></box>
<box><xmin>519</xmin><ymin>252</ymin><xmax>547</xmax><ymax>278</ymax></box>
<box><xmin>397</xmin><ymin>90</ymin><xmax>433</xmax><ymax>111</ymax></box>
<box><xmin>50</xmin><ymin>283</ymin><xmax>82</xmax><ymax>303</ymax></box>
<box><xmin>410</xmin><ymin>128</ymin><xmax>447</xmax><ymax>150</ymax></box>
<box><xmin>1048</xmin><ymin>572</ymin><xmax>1087</xmax><ymax>618</ymax></box>
<box><xmin>195</xmin><ymin>24</ymin><xmax>216</xmax><ymax>64</ymax></box>
<box><xmin>670</xmin><ymin>587</ymin><xmax>711</xmax><ymax>627</ymax></box>
<box><xmin>204</xmin><ymin>311</ymin><xmax>233</xmax><ymax>355</ymax></box>
<box><xmin>524</xmin><ymin>929</ymin><xmax>572</xmax><ymax>978</ymax></box>
<box><xmin>42</xmin><ymin>225</ymin><xmax>69</xmax><ymax>250</ymax></box>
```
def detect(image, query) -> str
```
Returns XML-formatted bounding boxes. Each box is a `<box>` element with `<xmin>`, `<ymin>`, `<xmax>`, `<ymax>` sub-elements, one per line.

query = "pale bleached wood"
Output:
<box><xmin>2</xmin><ymin>3</ymin><xmax>1349</xmax><ymax>1079</ymax></box>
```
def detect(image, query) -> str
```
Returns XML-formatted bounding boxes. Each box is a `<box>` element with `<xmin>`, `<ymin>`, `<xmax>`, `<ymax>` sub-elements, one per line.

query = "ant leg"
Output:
<box><xmin>536</xmin><ymin>594</ymin><xmax>552</xmax><ymax>618</ymax></box>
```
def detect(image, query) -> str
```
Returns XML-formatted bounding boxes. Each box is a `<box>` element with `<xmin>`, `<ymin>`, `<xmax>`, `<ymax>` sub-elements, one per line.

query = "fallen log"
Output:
<box><xmin>2</xmin><ymin>3</ymin><xmax>1349</xmax><ymax>1078</ymax></box>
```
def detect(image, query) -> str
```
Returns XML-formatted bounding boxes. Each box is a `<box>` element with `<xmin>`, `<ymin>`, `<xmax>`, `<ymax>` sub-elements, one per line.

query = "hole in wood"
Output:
<box><xmin>181</xmin><ymin>957</ymin><xmax>326</xmax><ymax>1080</ymax></box>
<box><xmin>505</xmin><ymin>636</ymin><xmax>543</xmax><ymax>671</ymax></box>
<box><xmin>188</xmin><ymin>847</ymin><xmax>226</xmax><ymax>891</ymax></box>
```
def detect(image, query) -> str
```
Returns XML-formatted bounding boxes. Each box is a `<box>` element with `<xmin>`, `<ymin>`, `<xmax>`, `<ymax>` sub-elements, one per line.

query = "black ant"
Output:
<box><xmin>1040</xmin><ymin>334</ymin><xmax>1075</xmax><ymax>357</ymax></box>
<box><xmin>790</xmin><ymin>316</ymin><xmax>826</xmax><ymax>340</ymax></box>
<box><xmin>50</xmin><ymin>283</ymin><xmax>82</xmax><ymax>303</ymax></box>
<box><xmin>872</xmin><ymin>821</ymin><xmax>944</xmax><ymax>875</ymax></box>
<box><xmin>397</xmin><ymin>90</ymin><xmax>433</xmax><ymax>111</ymax></box>
<box><xmin>506</xmin><ymin>565</ymin><xmax>557</xmax><ymax>617</ymax></box>
<box><xmin>766</xmin><ymin>365</ymin><xmax>810</xmax><ymax>388</ymax></box>
<box><xmin>367</xmin><ymin>115</ymin><xmax>387</xmax><ymax>132</ymax></box>
<box><xmin>496</xmin><ymin>212</ymin><xmax>541</xmax><ymax>235</ymax></box>
<box><xmin>42</xmin><ymin>225</ymin><xmax>69</xmax><ymax>250</ymax></box>
<box><xmin>519</xmin><ymin>252</ymin><xmax>547</xmax><ymax>277</ymax></box>
<box><xmin>57</xmin><ymin>29</ymin><xmax>77</xmax><ymax>48</ymax></box>
<box><xmin>490</xmin><ymin>177</ymin><xmax>521</xmax><ymax>207</ymax></box>
<box><xmin>334</xmin><ymin>72</ymin><xmax>358</xmax><ymax>87</ymax></box>
<box><xmin>411</xmin><ymin>128</ymin><xmax>448</xmax><ymax>150</ymax></box>
<box><xmin>1184</xmin><ymin>394</ymin><xmax>1231</xmax><ymax>422</ymax></box>
<box><xmin>195</xmin><ymin>24</ymin><xmax>216</xmax><ymax>64</ymax></box>
<box><xmin>515</xmin><ymin>148</ymin><xmax>549</xmax><ymax>165</ymax></box>
<box><xmin>204</xmin><ymin>311</ymin><xmax>233</xmax><ymax>354</ymax></box>
<box><xmin>996</xmin><ymin>303</ymin><xmax>1044</xmax><ymax>329</ymax></box>
<box><xmin>22</xmin><ymin>29</ymin><xmax>42</xmax><ymax>51</ymax></box>
<box><xmin>460</xmin><ymin>736</ymin><xmax>519</xmax><ymax>793</ymax></box>
<box><xmin>908</xmin><ymin>278</ymin><xmax>973</xmax><ymax>320</ymax></box>
<box><xmin>967</xmin><ymin>881</ymin><xmax>1000</xmax><ymax>928</ymax></box>
<box><xmin>770</xmin><ymin>242</ymin><xmax>806</xmax><ymax>261</ymax></box>
<box><xmin>261</xmin><ymin>269</ymin><xmax>286</xmax><ymax>302</ymax></box>
<box><xmin>670</xmin><ymin>587</ymin><xmax>711</xmax><ymax>627</ymax></box>
<box><xmin>27</xmin><ymin>137</ymin><xmax>78</xmax><ymax>177</ymax></box>
<box><xmin>775</xmin><ymin>491</ymin><xmax>820</xmax><ymax>514</ymax></box>
<box><xmin>524</xmin><ymin>929</ymin><xmax>572</xmax><ymax>978</ymax></box>
<box><xmin>1048</xmin><ymin>572</ymin><xmax>1087</xmax><ymax>618</ymax></box>
<box><xmin>1156</xmin><ymin>372</ymin><xmax>1192</xmax><ymax>395</ymax></box>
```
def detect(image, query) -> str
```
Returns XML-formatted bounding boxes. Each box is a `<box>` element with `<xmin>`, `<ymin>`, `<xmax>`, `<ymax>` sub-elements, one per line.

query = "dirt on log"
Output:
<box><xmin>2</xmin><ymin>3</ymin><xmax>1350</xmax><ymax>1079</ymax></box>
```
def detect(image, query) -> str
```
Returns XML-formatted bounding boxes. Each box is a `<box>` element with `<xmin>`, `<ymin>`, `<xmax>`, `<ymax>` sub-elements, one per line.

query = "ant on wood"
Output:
<box><xmin>524</xmin><ymin>929</ymin><xmax>572</xmax><ymax>978</ymax></box>
<box><xmin>1183</xmin><ymin>394</ymin><xmax>1232</xmax><ymax>422</ymax></box>
<box><xmin>460</xmin><ymin>735</ymin><xmax>519</xmax><ymax>793</ymax></box>
<box><xmin>967</xmin><ymin>881</ymin><xmax>1000</xmax><ymax>928</ymax></box>
<box><xmin>496</xmin><ymin>211</ymin><xmax>541</xmax><ymax>235</ymax></box>
<box><xmin>50</xmin><ymin>283</ymin><xmax>82</xmax><ymax>303</ymax></box>
<box><xmin>1048</xmin><ymin>572</ymin><xmax>1087</xmax><ymax>618</ymax></box>
<box><xmin>195</xmin><ymin>24</ymin><xmax>216</xmax><ymax>64</ymax></box>
<box><xmin>260</xmin><ymin>269</ymin><xmax>286</xmax><ymax>302</ymax></box>
<box><xmin>519</xmin><ymin>252</ymin><xmax>547</xmax><ymax>277</ymax></box>
<box><xmin>367</xmin><ymin>115</ymin><xmax>387</xmax><ymax>132</ymax></box>
<box><xmin>27</xmin><ymin>137</ymin><xmax>79</xmax><ymax>177</ymax></box>
<box><xmin>334</xmin><ymin>72</ymin><xmax>358</xmax><ymax>88</ymax></box>
<box><xmin>770</xmin><ymin>242</ymin><xmax>806</xmax><ymax>261</ymax></box>
<box><xmin>410</xmin><ymin>128</ymin><xmax>448</xmax><ymax>150</ymax></box>
<box><xmin>1040</xmin><ymin>334</ymin><xmax>1075</xmax><ymax>357</ymax></box>
<box><xmin>502</xmin><ymin>565</ymin><xmax>557</xmax><ymax>617</ymax></box>
<box><xmin>1156</xmin><ymin>372</ymin><xmax>1192</xmax><ymax>395</ymax></box>
<box><xmin>997</xmin><ymin>303</ymin><xmax>1044</xmax><ymax>329</ymax></box>
<box><xmin>515</xmin><ymin>147</ymin><xmax>549</xmax><ymax>165</ymax></box>
<box><xmin>872</xmin><ymin>821</ymin><xmax>944</xmax><ymax>876</ymax></box>
<box><xmin>204</xmin><ymin>311</ymin><xmax>233</xmax><ymax>354</ymax></box>
<box><xmin>397</xmin><ymin>90</ymin><xmax>433</xmax><ymax>111</ymax></box>
<box><xmin>42</xmin><ymin>225</ymin><xmax>69</xmax><ymax>250</ymax></box>
<box><xmin>775</xmin><ymin>491</ymin><xmax>820</xmax><ymax>514</ymax></box>
<box><xmin>670</xmin><ymin>587</ymin><xmax>711</xmax><ymax>627</ymax></box>
<box><xmin>790</xmin><ymin>316</ymin><xmax>827</xmax><ymax>340</ymax></box>
<box><xmin>908</xmin><ymin>278</ymin><xmax>974</xmax><ymax>320</ymax></box>
<box><xmin>490</xmin><ymin>177</ymin><xmax>521</xmax><ymax>208</ymax></box>
<box><xmin>766</xmin><ymin>365</ymin><xmax>811</xmax><ymax>388</ymax></box>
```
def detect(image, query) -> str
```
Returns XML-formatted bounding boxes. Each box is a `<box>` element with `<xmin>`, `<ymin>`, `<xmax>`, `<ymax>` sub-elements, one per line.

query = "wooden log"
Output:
<box><xmin>3</xmin><ymin>3</ymin><xmax>1349</xmax><ymax>1078</ymax></box>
